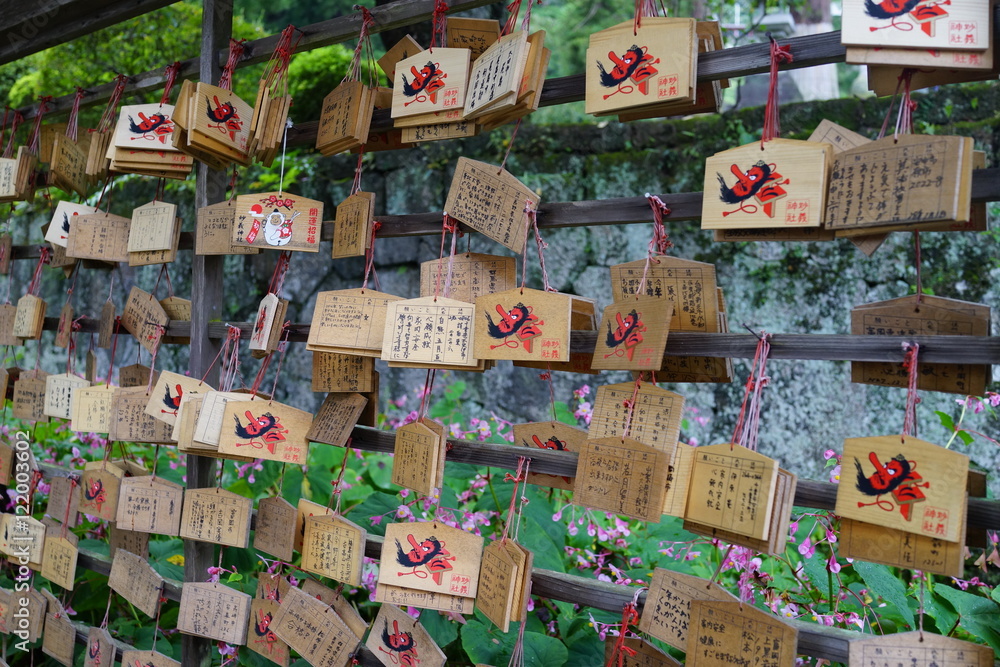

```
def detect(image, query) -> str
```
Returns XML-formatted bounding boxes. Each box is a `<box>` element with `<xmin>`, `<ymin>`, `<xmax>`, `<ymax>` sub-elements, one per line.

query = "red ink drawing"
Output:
<box><xmin>395</xmin><ymin>533</ymin><xmax>455</xmax><ymax>585</ymax></box>
<box><xmin>128</xmin><ymin>111</ymin><xmax>174</xmax><ymax>144</ymax></box>
<box><xmin>604</xmin><ymin>309</ymin><xmax>646</xmax><ymax>360</ymax></box>
<box><xmin>206</xmin><ymin>95</ymin><xmax>242</xmax><ymax>141</ymax></box>
<box><xmin>245</xmin><ymin>203</ymin><xmax>299</xmax><ymax>247</ymax></box>
<box><xmin>865</xmin><ymin>0</ymin><xmax>951</xmax><ymax>37</ymax></box>
<box><xmin>378</xmin><ymin>619</ymin><xmax>420</xmax><ymax>666</ymax></box>
<box><xmin>161</xmin><ymin>383</ymin><xmax>183</xmax><ymax>417</ymax></box>
<box><xmin>253</xmin><ymin>306</ymin><xmax>268</xmax><ymax>343</ymax></box>
<box><xmin>596</xmin><ymin>45</ymin><xmax>660</xmax><ymax>100</ymax></box>
<box><xmin>233</xmin><ymin>410</ymin><xmax>288</xmax><ymax>454</ymax></box>
<box><xmin>402</xmin><ymin>62</ymin><xmax>447</xmax><ymax>106</ymax></box>
<box><xmin>717</xmin><ymin>160</ymin><xmax>789</xmax><ymax>217</ymax></box>
<box><xmin>252</xmin><ymin>608</ymin><xmax>280</xmax><ymax>654</ymax></box>
<box><xmin>84</xmin><ymin>478</ymin><xmax>107</xmax><ymax>512</ymax></box>
<box><xmin>485</xmin><ymin>302</ymin><xmax>544</xmax><ymax>353</ymax></box>
<box><xmin>854</xmin><ymin>452</ymin><xmax>929</xmax><ymax>521</ymax></box>
<box><xmin>87</xmin><ymin>638</ymin><xmax>102</xmax><ymax>667</ymax></box>
<box><xmin>527</xmin><ymin>434</ymin><xmax>572</xmax><ymax>484</ymax></box>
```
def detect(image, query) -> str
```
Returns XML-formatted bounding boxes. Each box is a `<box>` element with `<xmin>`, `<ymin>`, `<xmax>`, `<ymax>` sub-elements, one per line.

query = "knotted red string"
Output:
<box><xmin>66</xmin><ymin>316</ymin><xmax>84</xmax><ymax>376</ymax></box>
<box><xmin>731</xmin><ymin>332</ymin><xmax>770</xmax><ymax>452</ymax></box>
<box><xmin>346</xmin><ymin>8</ymin><xmax>376</xmax><ymax>83</ymax></box>
<box><xmin>633</xmin><ymin>0</ymin><xmax>665</xmax><ymax>34</ymax></box>
<box><xmin>160</xmin><ymin>62</ymin><xmax>182</xmax><ymax>107</ymax></box>
<box><xmin>97</xmin><ymin>74</ymin><xmax>129</xmax><ymax>134</ymax></box>
<box><xmin>2</xmin><ymin>111</ymin><xmax>23</xmax><ymax>159</ymax></box>
<box><xmin>327</xmin><ymin>440</ymin><xmax>353</xmax><ymax>514</ymax></box>
<box><xmin>877</xmin><ymin>69</ymin><xmax>915</xmax><ymax>141</ymax></box>
<box><xmin>434</xmin><ymin>214</ymin><xmax>461</xmax><ymax>301</ymax></box>
<box><xmin>500</xmin><ymin>456</ymin><xmax>530</xmax><ymax>542</ymax></box>
<box><xmin>606</xmin><ymin>600</ymin><xmax>640</xmax><ymax>667</ymax></box>
<box><xmin>894</xmin><ymin>71</ymin><xmax>916</xmax><ymax>139</ymax></box>
<box><xmin>417</xmin><ymin>368</ymin><xmax>437</xmax><ymax>421</ymax></box>
<box><xmin>218</xmin><ymin>39</ymin><xmax>247</xmax><ymax>91</ymax></box>
<box><xmin>761</xmin><ymin>38</ymin><xmax>793</xmax><ymax>146</ymax></box>
<box><xmin>27</xmin><ymin>247</ymin><xmax>51</xmax><ymax>296</ymax></box>
<box><xmin>267</xmin><ymin>326</ymin><xmax>292</xmax><ymax>404</ymax></box>
<box><xmin>27</xmin><ymin>96</ymin><xmax>53</xmax><ymax>155</ymax></box>
<box><xmin>901</xmin><ymin>342</ymin><xmax>920</xmax><ymax>441</ymax></box>
<box><xmin>199</xmin><ymin>325</ymin><xmax>240</xmax><ymax>386</ymax></box>
<box><xmin>620</xmin><ymin>377</ymin><xmax>643</xmax><ymax>442</ymax></box>
<box><xmin>268</xmin><ymin>251</ymin><xmax>292</xmax><ymax>295</ymax></box>
<box><xmin>635</xmin><ymin>194</ymin><xmax>673</xmax><ymax>298</ymax></box>
<box><xmin>266</xmin><ymin>26</ymin><xmax>301</xmax><ymax>94</ymax></box>
<box><xmin>361</xmin><ymin>221</ymin><xmax>381</xmax><ymax>291</ymax></box>
<box><xmin>502</xmin><ymin>0</ymin><xmax>523</xmax><ymax>36</ymax></box>
<box><xmin>66</xmin><ymin>88</ymin><xmax>86</xmax><ymax>142</ymax></box>
<box><xmin>431</xmin><ymin>0</ymin><xmax>449</xmax><ymax>50</ymax></box>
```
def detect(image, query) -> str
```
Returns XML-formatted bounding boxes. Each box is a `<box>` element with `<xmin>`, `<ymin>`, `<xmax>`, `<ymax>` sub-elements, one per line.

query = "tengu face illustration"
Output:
<box><xmin>396</xmin><ymin>534</ymin><xmax>444</xmax><ymax>567</ymax></box>
<box><xmin>598</xmin><ymin>45</ymin><xmax>646</xmax><ymax>87</ymax></box>
<box><xmin>233</xmin><ymin>411</ymin><xmax>288</xmax><ymax>454</ymax></box>
<box><xmin>85</xmin><ymin>479</ymin><xmax>107</xmax><ymax>508</ymax></box>
<box><xmin>854</xmin><ymin>452</ymin><xmax>913</xmax><ymax>496</ymax></box>
<box><xmin>718</xmin><ymin>161</ymin><xmax>772</xmax><ymax>204</ymax></box>
<box><xmin>128</xmin><ymin>111</ymin><xmax>173</xmax><ymax>143</ymax></box>
<box><xmin>486</xmin><ymin>303</ymin><xmax>531</xmax><ymax>338</ymax></box>
<box><xmin>206</xmin><ymin>95</ymin><xmax>242</xmax><ymax>140</ymax></box>
<box><xmin>530</xmin><ymin>434</ymin><xmax>567</xmax><ymax>451</ymax></box>
<box><xmin>382</xmin><ymin>620</ymin><xmax>416</xmax><ymax>652</ymax></box>
<box><xmin>402</xmin><ymin>62</ymin><xmax>445</xmax><ymax>98</ymax></box>
<box><xmin>864</xmin><ymin>0</ymin><xmax>921</xmax><ymax>19</ymax></box>
<box><xmin>606</xmin><ymin>309</ymin><xmax>643</xmax><ymax>347</ymax></box>
<box><xmin>88</xmin><ymin>639</ymin><xmax>101</xmax><ymax>663</ymax></box>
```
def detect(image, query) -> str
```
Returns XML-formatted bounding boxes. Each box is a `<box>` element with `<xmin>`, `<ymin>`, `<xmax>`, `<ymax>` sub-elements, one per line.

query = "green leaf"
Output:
<box><xmin>957</xmin><ymin>430</ymin><xmax>975</xmax><ymax>446</ymax></box>
<box><xmin>934</xmin><ymin>411</ymin><xmax>955</xmax><ymax>431</ymax></box>
<box><xmin>853</xmin><ymin>561</ymin><xmax>915</xmax><ymax>629</ymax></box>
<box><xmin>565</xmin><ymin>632</ymin><xmax>604</xmax><ymax>666</ymax></box>
<box><xmin>418</xmin><ymin>609</ymin><xmax>459</xmax><ymax>649</ymax></box>
<box><xmin>345</xmin><ymin>491</ymin><xmax>399</xmax><ymax>537</ymax></box>
<box><xmin>227</xmin><ymin>572</ymin><xmax>244</xmax><ymax>583</ymax></box>
<box><xmin>992</xmin><ymin>587</ymin><xmax>1000</xmax><ymax>605</ymax></box>
<box><xmin>934</xmin><ymin>586</ymin><xmax>1000</xmax><ymax>653</ymax></box>
<box><xmin>522</xmin><ymin>631</ymin><xmax>570</xmax><ymax>665</ymax></box>
<box><xmin>461</xmin><ymin>617</ymin><xmax>516</xmax><ymax>664</ymax></box>
<box><xmin>923</xmin><ymin>590</ymin><xmax>959</xmax><ymax>635</ymax></box>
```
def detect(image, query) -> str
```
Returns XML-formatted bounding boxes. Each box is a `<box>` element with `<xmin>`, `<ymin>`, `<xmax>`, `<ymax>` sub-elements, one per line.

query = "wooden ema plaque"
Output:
<box><xmin>78</xmin><ymin>463</ymin><xmax>122</xmax><ymax>521</ymax></box>
<box><xmin>253</xmin><ymin>496</ymin><xmax>297</xmax><ymax>562</ymax></box>
<box><xmin>307</xmin><ymin>289</ymin><xmax>403</xmax><ymax>357</ymax></box>
<box><xmin>308</xmin><ymin>392</ymin><xmax>368</xmax><ymax>448</ymax></box>
<box><xmin>592</xmin><ymin>297</ymin><xmax>672</xmax><ymax>371</ymax></box>
<box><xmin>588</xmin><ymin>381</ymin><xmax>685</xmax><ymax>455</ymax></box>
<box><xmin>392</xmin><ymin>421</ymin><xmax>444</xmax><ymax>496</ymax></box>
<box><xmin>836</xmin><ymin>435</ymin><xmax>969</xmax><ymax>543</ymax></box>
<box><xmin>86</xmin><ymin>626</ymin><xmax>115</xmax><ymax>667</ymax></box>
<box><xmin>702</xmin><ymin>139</ymin><xmax>832</xmax><ymax>229</ymax></box>
<box><xmin>178</xmin><ymin>581</ymin><xmax>251</xmax><ymax>645</ymax></box>
<box><xmin>610</xmin><ymin>257</ymin><xmax>719</xmax><ymax>332</ymax></box>
<box><xmin>444</xmin><ymin>157</ymin><xmax>539</xmax><ymax>251</ymax></box>
<box><xmin>687</xmin><ymin>600</ymin><xmax>797</xmax><ymax>667</ymax></box>
<box><xmin>840</xmin><ymin>515</ymin><xmax>966</xmax><ymax>577</ymax></box>
<box><xmin>851</xmin><ymin>295</ymin><xmax>990</xmax><ymax>395</ymax></box>
<box><xmin>826</xmin><ymin>135</ymin><xmax>973</xmax><ymax>234</ymax></box>
<box><xmin>42</xmin><ymin>611</ymin><xmax>76</xmax><ymax>666</ymax></box>
<box><xmin>382</xmin><ymin>296</ymin><xmax>478</xmax><ymax>368</ymax></box>
<box><xmin>473</xmin><ymin>288</ymin><xmax>570</xmax><ymax>362</ymax></box>
<box><xmin>13</xmin><ymin>294</ymin><xmax>46</xmax><ymax>341</ymax></box>
<box><xmin>116</xmin><ymin>476</ymin><xmax>184</xmax><ymax>536</ymax></box>
<box><xmin>301</xmin><ymin>514</ymin><xmax>366</xmax><ymax>586</ymax></box>
<box><xmin>40</xmin><ymin>535</ymin><xmax>78</xmax><ymax>590</ymax></box>
<box><xmin>271</xmin><ymin>586</ymin><xmax>358</xmax><ymax>667</ymax></box>
<box><xmin>53</xmin><ymin>303</ymin><xmax>73</xmax><ymax>348</ymax></box>
<box><xmin>8</xmin><ymin>587</ymin><xmax>46</xmax><ymax>642</ymax></box>
<box><xmin>605</xmin><ymin>637</ymin><xmax>682</xmax><ymax>667</ymax></box>
<box><xmin>66</xmin><ymin>212</ymin><xmax>130</xmax><ymax>263</ymax></box>
<box><xmin>295</xmin><ymin>498</ymin><xmax>334</xmax><ymax>552</ymax></box>
<box><xmin>190</xmin><ymin>83</ymin><xmax>253</xmax><ymax>162</ymax></box>
<box><xmin>0</xmin><ymin>515</ymin><xmax>44</xmax><ymax>566</ymax></box>
<box><xmin>475</xmin><ymin>540</ymin><xmax>520</xmax><ymax>632</ymax></box>
<box><xmin>109</xmin><ymin>386</ymin><xmax>175</xmax><ymax>444</ymax></box>
<box><xmin>513</xmin><ymin>420</ymin><xmax>586</xmax><ymax>490</ymax></box>
<box><xmin>0</xmin><ymin>305</ymin><xmax>17</xmax><ymax>345</ymax></box>
<box><xmin>379</xmin><ymin>34</ymin><xmax>422</xmax><ymax>80</ymax></box>
<box><xmin>70</xmin><ymin>385</ymin><xmax>115</xmax><ymax>433</ymax></box>
<box><xmin>231</xmin><ymin>191</ymin><xmax>323</xmax><ymax>252</ymax></box>
<box><xmin>143</xmin><ymin>371</ymin><xmax>211</xmax><ymax>427</ymax></box>
<box><xmin>573</xmin><ymin>436</ymin><xmax>669</xmax><ymax>522</ymax></box>
<box><xmin>247</xmin><ymin>598</ymin><xmax>290</xmax><ymax>667</ymax></box>
<box><xmin>684</xmin><ymin>443</ymin><xmax>779</xmax><ymax>541</ymax></box>
<box><xmin>127</xmin><ymin>200</ymin><xmax>177</xmax><ymax>253</ymax></box>
<box><xmin>379</xmin><ymin>521</ymin><xmax>483</xmax><ymax>599</ymax></box>
<box><xmin>315</xmin><ymin>81</ymin><xmax>374</xmax><ymax>156</ymax></box>
<box><xmin>332</xmin><ymin>191</ymin><xmax>374</xmax><ymax>259</ymax></box>
<box><xmin>179</xmin><ymin>487</ymin><xmax>252</xmax><ymax>548</ymax></box>
<box><xmin>217</xmin><ymin>398</ymin><xmax>311</xmax><ymax>464</ymax></box>
<box><xmin>120</xmin><ymin>287</ymin><xmax>170</xmax><ymax>355</ymax></box>
<box><xmin>391</xmin><ymin>48</ymin><xmax>471</xmax><ymax>119</ymax></box>
<box><xmin>109</xmin><ymin>549</ymin><xmax>165</xmax><ymax>616</ymax></box>
<box><xmin>0</xmin><ymin>443</ymin><xmax>12</xmax><ymax>485</ymax></box>
<box><xmin>402</xmin><ymin>119</ymin><xmax>478</xmax><ymax>143</ymax></box>
<box><xmin>366</xmin><ymin>603</ymin><xmax>446</xmax><ymax>667</ymax></box>
<box><xmin>374</xmin><ymin>582</ymin><xmax>475</xmax><ymax>614</ymax></box>
<box><xmin>639</xmin><ymin>568</ymin><xmax>738</xmax><ymax>652</ymax></box>
<box><xmin>585</xmin><ymin>18</ymin><xmax>697</xmax><ymax>116</ymax></box>
<box><xmin>419</xmin><ymin>253</ymin><xmax>517</xmax><ymax>302</ymax></box>
<box><xmin>120</xmin><ymin>650</ymin><xmax>179</xmax><ymax>667</ymax></box>
<box><xmin>463</xmin><ymin>31</ymin><xmax>529</xmax><ymax>119</ymax></box>
<box><xmin>848</xmin><ymin>630</ymin><xmax>994</xmax><ymax>666</ymax></box>
<box><xmin>43</xmin><ymin>373</ymin><xmax>90</xmax><ymax>420</ymax></box>
<box><xmin>195</xmin><ymin>200</ymin><xmax>260</xmax><ymax>255</ymax></box>
<box><xmin>300</xmin><ymin>579</ymin><xmax>370</xmax><ymax>640</ymax></box>
<box><xmin>110</xmin><ymin>522</ymin><xmax>150</xmax><ymax>559</ymax></box>
<box><xmin>841</xmin><ymin>0</ymin><xmax>990</xmax><ymax>50</ymax></box>
<box><xmin>12</xmin><ymin>372</ymin><xmax>49</xmax><ymax>422</ymax></box>
<box><xmin>44</xmin><ymin>201</ymin><xmax>98</xmax><ymax>248</ymax></box>
<box><xmin>46</xmin><ymin>477</ymin><xmax>80</xmax><ymax>529</ymax></box>
<box><xmin>249</xmin><ymin>293</ymin><xmax>280</xmax><ymax>351</ymax></box>
<box><xmin>312</xmin><ymin>352</ymin><xmax>375</xmax><ymax>393</ymax></box>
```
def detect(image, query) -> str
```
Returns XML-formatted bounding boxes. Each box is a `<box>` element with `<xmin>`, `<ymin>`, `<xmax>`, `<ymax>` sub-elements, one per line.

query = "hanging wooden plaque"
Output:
<box><xmin>120</xmin><ymin>650</ymin><xmax>179</xmax><ymax>667</ymax></box>
<box><xmin>109</xmin><ymin>522</ymin><xmax>150</xmax><ymax>559</ymax></box>
<box><xmin>109</xmin><ymin>386</ymin><xmax>175</xmax><ymax>443</ymax></box>
<box><xmin>45</xmin><ymin>201</ymin><xmax>99</xmax><ymax>248</ymax></box>
<box><xmin>638</xmin><ymin>568</ymin><xmax>738</xmax><ymax>651</ymax></box>
<box><xmin>78</xmin><ymin>464</ymin><xmax>122</xmax><ymax>521</ymax></box>
<box><xmin>307</xmin><ymin>392</ymin><xmax>368</xmax><ymax>448</ymax></box>
<box><xmin>374</xmin><ymin>583</ymin><xmax>475</xmax><ymax>614</ymax></box>
<box><xmin>300</xmin><ymin>579</ymin><xmax>370</xmax><ymax>640</ymax></box>
<box><xmin>589</xmin><ymin>381</ymin><xmax>685</xmax><ymax>455</ymax></box>
<box><xmin>379</xmin><ymin>521</ymin><xmax>483</xmax><ymax>598</ymax></box>
<box><xmin>419</xmin><ymin>253</ymin><xmax>517</xmax><ymax>303</ymax></box>
<box><xmin>42</xmin><ymin>611</ymin><xmax>76</xmax><ymax>666</ymax></box>
<box><xmin>382</xmin><ymin>296</ymin><xmax>478</xmax><ymax>368</ymax></box>
<box><xmin>392</xmin><ymin>420</ymin><xmax>442</xmax><ymax>496</ymax></box>
<box><xmin>332</xmin><ymin>191</ymin><xmax>374</xmax><ymax>259</ymax></box>
<box><xmin>253</xmin><ymin>496</ymin><xmax>297</xmax><ymax>562</ymax></box>
<box><xmin>249</xmin><ymin>293</ymin><xmax>280</xmax><ymax>351</ymax></box>
<box><xmin>43</xmin><ymin>373</ymin><xmax>90</xmax><ymax>420</ymax></box>
<box><xmin>231</xmin><ymin>191</ymin><xmax>323</xmax><ymax>252</ymax></box>
<box><xmin>848</xmin><ymin>630</ymin><xmax>994</xmax><ymax>666</ymax></box>
<box><xmin>836</xmin><ymin>435</ymin><xmax>969</xmax><ymax>542</ymax></box>
<box><xmin>378</xmin><ymin>35</ymin><xmax>423</xmax><ymax>80</ymax></box>
<box><xmin>687</xmin><ymin>600</ymin><xmax>797</xmax><ymax>667</ymax></box>
<box><xmin>475</xmin><ymin>540</ymin><xmax>519</xmax><ymax>633</ymax></box>
<box><xmin>109</xmin><ymin>549</ymin><xmax>164</xmax><ymax>616</ymax></box>
<box><xmin>40</xmin><ymin>536</ymin><xmax>78</xmax><ymax>590</ymax></box>
<box><xmin>702</xmin><ymin>139</ymin><xmax>832</xmax><ymax>229</ymax></box>
<box><xmin>246</xmin><ymin>598</ymin><xmax>290</xmax><ymax>667</ymax></box>
<box><xmin>473</xmin><ymin>287</ymin><xmax>570</xmax><ymax>362</ymax></box>
<box><xmin>13</xmin><ymin>294</ymin><xmax>46</xmax><ymax>340</ymax></box>
<box><xmin>573</xmin><ymin>437</ymin><xmax>669</xmax><ymax>523</ymax></box>
<box><xmin>295</xmin><ymin>498</ymin><xmax>334</xmax><ymax>553</ymax></box>
<box><xmin>0</xmin><ymin>443</ymin><xmax>12</xmax><ymax>485</ymax></box>
<box><xmin>610</xmin><ymin>257</ymin><xmax>719</xmax><ymax>331</ymax></box>
<box><xmin>301</xmin><ymin>514</ymin><xmax>366</xmax><ymax>586</ymax></box>
<box><xmin>190</xmin><ymin>84</ymin><xmax>253</xmax><ymax>160</ymax></box>
<box><xmin>316</xmin><ymin>81</ymin><xmax>374</xmax><ymax>156</ymax></box>
<box><xmin>306</xmin><ymin>288</ymin><xmax>403</xmax><ymax>357</ymax></box>
<box><xmin>841</xmin><ymin>0</ymin><xmax>990</xmax><ymax>50</ymax></box>
<box><xmin>311</xmin><ymin>352</ymin><xmax>375</xmax><ymax>393</ymax></box>
<box><xmin>195</xmin><ymin>200</ymin><xmax>260</xmax><ymax>255</ymax></box>
<box><xmin>128</xmin><ymin>200</ymin><xmax>177</xmax><ymax>253</ymax></box>
<box><xmin>840</xmin><ymin>516</ymin><xmax>966</xmax><ymax>577</ymax></box>
<box><xmin>826</xmin><ymin>134</ymin><xmax>973</xmax><ymax>234</ymax></box>
<box><xmin>217</xmin><ymin>399</ymin><xmax>311</xmax><ymax>464</ymax></box>
<box><xmin>513</xmin><ymin>420</ymin><xmax>586</xmax><ymax>490</ymax></box>
<box><xmin>401</xmin><ymin>119</ymin><xmax>478</xmax><ymax>143</ymax></box>
<box><xmin>447</xmin><ymin>18</ymin><xmax>500</xmax><ymax>59</ymax></box>
<box><xmin>177</xmin><ymin>581</ymin><xmax>251</xmax><ymax>644</ymax></box>
<box><xmin>70</xmin><ymin>385</ymin><xmax>115</xmax><ymax>433</ymax></box>
<box><xmin>86</xmin><ymin>626</ymin><xmax>115</xmax><ymax>667</ymax></box>
<box><xmin>391</xmin><ymin>48</ymin><xmax>471</xmax><ymax>119</ymax></box>
<box><xmin>444</xmin><ymin>157</ymin><xmax>538</xmax><ymax>251</ymax></box>
<box><xmin>0</xmin><ymin>515</ymin><xmax>45</xmax><ymax>566</ymax></box>
<box><xmin>65</xmin><ymin>212</ymin><xmax>130</xmax><ymax>262</ymax></box>
<box><xmin>120</xmin><ymin>287</ymin><xmax>170</xmax><ymax>355</ymax></box>
<box><xmin>12</xmin><ymin>373</ymin><xmax>49</xmax><ymax>422</ymax></box>
<box><xmin>605</xmin><ymin>637</ymin><xmax>681</xmax><ymax>667</ymax></box>
<box><xmin>271</xmin><ymin>586</ymin><xmax>359</xmax><ymax>667</ymax></box>
<box><xmin>684</xmin><ymin>443</ymin><xmax>779</xmax><ymax>541</ymax></box>
<box><xmin>46</xmin><ymin>476</ymin><xmax>80</xmax><ymax>528</ymax></box>
<box><xmin>0</xmin><ymin>304</ymin><xmax>17</xmax><ymax>345</ymax></box>
<box><xmin>116</xmin><ymin>476</ymin><xmax>184</xmax><ymax>535</ymax></box>
<box><xmin>179</xmin><ymin>487</ymin><xmax>252</xmax><ymax>548</ymax></box>
<box><xmin>463</xmin><ymin>31</ymin><xmax>529</xmax><ymax>119</ymax></box>
<box><xmin>366</xmin><ymin>603</ymin><xmax>446</xmax><ymax>667</ymax></box>
<box><xmin>592</xmin><ymin>297</ymin><xmax>672</xmax><ymax>371</ymax></box>
<box><xmin>52</xmin><ymin>303</ymin><xmax>73</xmax><ymax>349</ymax></box>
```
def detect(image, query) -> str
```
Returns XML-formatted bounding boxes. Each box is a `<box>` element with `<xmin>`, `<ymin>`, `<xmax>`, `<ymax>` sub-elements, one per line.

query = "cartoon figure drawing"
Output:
<box><xmin>864</xmin><ymin>0</ymin><xmax>951</xmax><ymax>36</ymax></box>
<box><xmin>233</xmin><ymin>410</ymin><xmax>288</xmax><ymax>454</ymax></box>
<box><xmin>485</xmin><ymin>302</ymin><xmax>544</xmax><ymax>353</ymax></box>
<box><xmin>596</xmin><ymin>45</ymin><xmax>660</xmax><ymax>100</ymax></box>
<box><xmin>84</xmin><ymin>478</ymin><xmax>107</xmax><ymax>512</ymax></box>
<box><xmin>253</xmin><ymin>306</ymin><xmax>269</xmax><ymax>344</ymax></box>
<box><xmin>717</xmin><ymin>160</ymin><xmax>790</xmax><ymax>217</ymax></box>
<box><xmin>161</xmin><ymin>383</ymin><xmax>183</xmax><ymax>417</ymax></box>
<box><xmin>378</xmin><ymin>619</ymin><xmax>420</xmax><ymax>666</ymax></box>
<box><xmin>60</xmin><ymin>212</ymin><xmax>71</xmax><ymax>240</ymax></box>
<box><xmin>128</xmin><ymin>111</ymin><xmax>174</xmax><ymax>144</ymax></box>
<box><xmin>527</xmin><ymin>434</ymin><xmax>573</xmax><ymax>484</ymax></box>
<box><xmin>854</xmin><ymin>451</ymin><xmax>929</xmax><ymax>520</ymax></box>
<box><xmin>245</xmin><ymin>203</ymin><xmax>299</xmax><ymax>246</ymax></box>
<box><xmin>402</xmin><ymin>62</ymin><xmax>447</xmax><ymax>105</ymax></box>
<box><xmin>395</xmin><ymin>533</ymin><xmax>455</xmax><ymax>585</ymax></box>
<box><xmin>604</xmin><ymin>309</ymin><xmax>646</xmax><ymax>360</ymax></box>
<box><xmin>251</xmin><ymin>608</ymin><xmax>281</xmax><ymax>654</ymax></box>
<box><xmin>87</xmin><ymin>638</ymin><xmax>102</xmax><ymax>667</ymax></box>
<box><xmin>206</xmin><ymin>95</ymin><xmax>242</xmax><ymax>141</ymax></box>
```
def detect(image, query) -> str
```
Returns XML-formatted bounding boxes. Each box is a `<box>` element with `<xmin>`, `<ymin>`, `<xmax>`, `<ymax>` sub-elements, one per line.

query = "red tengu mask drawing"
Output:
<box><xmin>596</xmin><ymin>45</ymin><xmax>660</xmax><ymax>99</ymax></box>
<box><xmin>128</xmin><ymin>111</ymin><xmax>173</xmax><ymax>143</ymax></box>
<box><xmin>206</xmin><ymin>95</ymin><xmax>242</xmax><ymax>140</ymax></box>
<box><xmin>485</xmin><ymin>302</ymin><xmax>544</xmax><ymax>352</ymax></box>
<box><xmin>853</xmin><ymin>451</ymin><xmax>929</xmax><ymax>520</ymax></box>
<box><xmin>233</xmin><ymin>410</ymin><xmax>288</xmax><ymax>454</ymax></box>
<box><xmin>395</xmin><ymin>533</ymin><xmax>455</xmax><ymax>584</ymax></box>
<box><xmin>402</xmin><ymin>61</ymin><xmax>446</xmax><ymax>105</ymax></box>
<box><xmin>604</xmin><ymin>308</ymin><xmax>646</xmax><ymax>360</ymax></box>
<box><xmin>378</xmin><ymin>619</ymin><xmax>419</xmax><ymax>665</ymax></box>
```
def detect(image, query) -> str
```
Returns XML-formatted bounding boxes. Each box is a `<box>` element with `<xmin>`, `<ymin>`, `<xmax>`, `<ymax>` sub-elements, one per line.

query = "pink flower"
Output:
<box><xmin>823</xmin><ymin>449</ymin><xmax>837</xmax><ymax>460</ymax></box>
<box><xmin>828</xmin><ymin>465</ymin><xmax>841</xmax><ymax>484</ymax></box>
<box><xmin>573</xmin><ymin>385</ymin><xmax>591</xmax><ymax>399</ymax></box>
<box><xmin>827</xmin><ymin>553</ymin><xmax>841</xmax><ymax>574</ymax></box>
<box><xmin>798</xmin><ymin>538</ymin><xmax>815</xmax><ymax>559</ymax></box>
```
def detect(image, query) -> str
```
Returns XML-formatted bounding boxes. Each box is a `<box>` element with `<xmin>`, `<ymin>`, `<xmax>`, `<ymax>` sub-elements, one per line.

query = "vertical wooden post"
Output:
<box><xmin>183</xmin><ymin>0</ymin><xmax>231</xmax><ymax>664</ymax></box>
